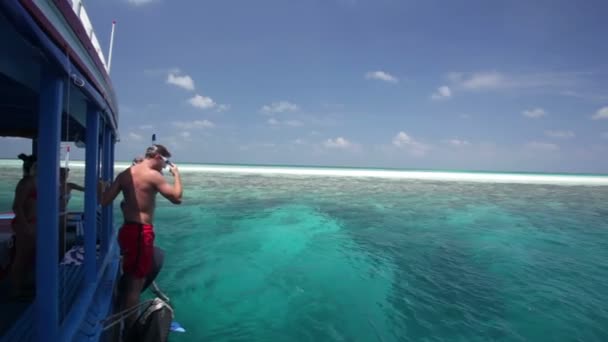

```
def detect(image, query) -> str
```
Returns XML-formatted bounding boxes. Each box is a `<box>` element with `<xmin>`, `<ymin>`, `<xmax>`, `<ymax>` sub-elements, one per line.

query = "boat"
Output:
<box><xmin>0</xmin><ymin>0</ymin><xmax>121</xmax><ymax>340</ymax></box>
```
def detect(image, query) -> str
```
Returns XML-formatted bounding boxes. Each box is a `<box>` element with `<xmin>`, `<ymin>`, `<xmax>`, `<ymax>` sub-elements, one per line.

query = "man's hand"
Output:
<box><xmin>99</xmin><ymin>175</ymin><xmax>122</xmax><ymax>207</ymax></box>
<box><xmin>97</xmin><ymin>179</ymin><xmax>110</xmax><ymax>193</ymax></box>
<box><xmin>157</xmin><ymin>163</ymin><xmax>183</xmax><ymax>204</ymax></box>
<box><xmin>97</xmin><ymin>179</ymin><xmax>105</xmax><ymax>191</ymax></box>
<box><xmin>169</xmin><ymin>163</ymin><xmax>179</xmax><ymax>177</ymax></box>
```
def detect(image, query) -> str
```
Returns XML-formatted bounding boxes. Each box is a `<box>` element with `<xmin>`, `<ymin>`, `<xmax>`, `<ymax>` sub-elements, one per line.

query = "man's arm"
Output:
<box><xmin>155</xmin><ymin>165</ymin><xmax>182</xmax><ymax>204</ymax></box>
<box><xmin>99</xmin><ymin>174</ymin><xmax>122</xmax><ymax>207</ymax></box>
<box><xmin>68</xmin><ymin>182</ymin><xmax>85</xmax><ymax>192</ymax></box>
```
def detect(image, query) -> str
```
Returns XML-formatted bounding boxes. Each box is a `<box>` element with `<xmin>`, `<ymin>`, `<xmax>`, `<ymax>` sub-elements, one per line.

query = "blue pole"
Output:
<box><xmin>35</xmin><ymin>68</ymin><xmax>63</xmax><ymax>342</ymax></box>
<box><xmin>84</xmin><ymin>104</ymin><xmax>99</xmax><ymax>284</ymax></box>
<box><xmin>101</xmin><ymin>126</ymin><xmax>112</xmax><ymax>255</ymax></box>
<box><xmin>31</xmin><ymin>138</ymin><xmax>38</xmax><ymax>157</ymax></box>
<box><xmin>109</xmin><ymin>133</ymin><xmax>114</xmax><ymax>231</ymax></box>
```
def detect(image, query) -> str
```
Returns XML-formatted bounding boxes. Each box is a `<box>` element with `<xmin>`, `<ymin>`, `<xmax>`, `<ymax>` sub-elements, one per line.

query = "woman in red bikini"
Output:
<box><xmin>9</xmin><ymin>154</ymin><xmax>38</xmax><ymax>299</ymax></box>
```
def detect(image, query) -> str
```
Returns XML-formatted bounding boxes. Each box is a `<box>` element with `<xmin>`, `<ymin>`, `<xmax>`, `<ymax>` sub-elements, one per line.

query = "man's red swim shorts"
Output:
<box><xmin>118</xmin><ymin>222</ymin><xmax>155</xmax><ymax>278</ymax></box>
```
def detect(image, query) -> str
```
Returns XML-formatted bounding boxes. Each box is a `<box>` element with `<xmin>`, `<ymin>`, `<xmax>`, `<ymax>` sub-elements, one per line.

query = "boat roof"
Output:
<box><xmin>0</xmin><ymin>0</ymin><xmax>119</xmax><ymax>141</ymax></box>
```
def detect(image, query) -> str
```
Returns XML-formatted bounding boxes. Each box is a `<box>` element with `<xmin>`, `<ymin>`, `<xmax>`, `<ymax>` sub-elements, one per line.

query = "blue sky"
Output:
<box><xmin>3</xmin><ymin>0</ymin><xmax>608</xmax><ymax>173</ymax></box>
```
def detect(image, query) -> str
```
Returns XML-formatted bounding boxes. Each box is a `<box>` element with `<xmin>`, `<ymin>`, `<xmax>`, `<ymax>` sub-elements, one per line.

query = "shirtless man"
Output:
<box><xmin>99</xmin><ymin>144</ymin><xmax>182</xmax><ymax>329</ymax></box>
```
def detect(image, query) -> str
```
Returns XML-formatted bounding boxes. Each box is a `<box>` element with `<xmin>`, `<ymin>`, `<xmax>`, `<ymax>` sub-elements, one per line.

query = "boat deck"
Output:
<box><xmin>0</xmin><ymin>214</ymin><xmax>102</xmax><ymax>341</ymax></box>
<box><xmin>0</xmin><ymin>265</ymin><xmax>85</xmax><ymax>340</ymax></box>
<box><xmin>0</xmin><ymin>281</ymin><xmax>31</xmax><ymax>337</ymax></box>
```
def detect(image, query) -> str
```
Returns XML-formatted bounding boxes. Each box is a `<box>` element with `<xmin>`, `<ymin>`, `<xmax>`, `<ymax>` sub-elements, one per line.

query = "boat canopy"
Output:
<box><xmin>0</xmin><ymin>0</ymin><xmax>119</xmax><ymax>141</ymax></box>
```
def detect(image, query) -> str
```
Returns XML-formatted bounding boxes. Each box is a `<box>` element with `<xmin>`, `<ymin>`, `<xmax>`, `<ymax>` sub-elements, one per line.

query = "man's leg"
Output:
<box><xmin>142</xmin><ymin>246</ymin><xmax>164</xmax><ymax>293</ymax></box>
<box><xmin>121</xmin><ymin>225</ymin><xmax>155</xmax><ymax>334</ymax></box>
<box><xmin>122</xmin><ymin>274</ymin><xmax>146</xmax><ymax>331</ymax></box>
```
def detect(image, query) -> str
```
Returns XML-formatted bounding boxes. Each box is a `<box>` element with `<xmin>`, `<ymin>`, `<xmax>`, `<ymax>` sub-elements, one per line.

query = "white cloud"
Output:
<box><xmin>447</xmin><ymin>71</ymin><xmax>584</xmax><ymax>92</ymax></box>
<box><xmin>172</xmin><ymin>120</ymin><xmax>214</xmax><ymax>129</ymax></box>
<box><xmin>189</xmin><ymin>94</ymin><xmax>216</xmax><ymax>110</ymax></box>
<box><xmin>167</xmin><ymin>72</ymin><xmax>195</xmax><ymax>91</ymax></box>
<box><xmin>179</xmin><ymin>131</ymin><xmax>191</xmax><ymax>139</ymax></box>
<box><xmin>522</xmin><ymin>108</ymin><xmax>547</xmax><ymax>118</ymax></box>
<box><xmin>285</xmin><ymin>120</ymin><xmax>303</xmax><ymax>127</ymax></box>
<box><xmin>261</xmin><ymin>101</ymin><xmax>299</xmax><ymax>114</ymax></box>
<box><xmin>217</xmin><ymin>104</ymin><xmax>231</xmax><ymax>112</ymax></box>
<box><xmin>191</xmin><ymin>120</ymin><xmax>215</xmax><ymax>128</ymax></box>
<box><xmin>392</xmin><ymin>131</ymin><xmax>414</xmax><ymax>147</ymax></box>
<box><xmin>324</xmin><ymin>137</ymin><xmax>353</xmax><ymax>149</ymax></box>
<box><xmin>431</xmin><ymin>85</ymin><xmax>452</xmax><ymax>100</ymax></box>
<box><xmin>449</xmin><ymin>71</ymin><xmax>505</xmax><ymax>90</ymax></box>
<box><xmin>526</xmin><ymin>141</ymin><xmax>559</xmax><ymax>151</ymax></box>
<box><xmin>365</xmin><ymin>71</ymin><xmax>398</xmax><ymax>83</ymax></box>
<box><xmin>267</xmin><ymin>118</ymin><xmax>303</xmax><ymax>127</ymax></box>
<box><xmin>139</xmin><ymin>124</ymin><xmax>154</xmax><ymax>130</ymax></box>
<box><xmin>128</xmin><ymin>132</ymin><xmax>144</xmax><ymax>141</ymax></box>
<box><xmin>561</xmin><ymin>90</ymin><xmax>608</xmax><ymax>102</ymax></box>
<box><xmin>392</xmin><ymin>131</ymin><xmax>429</xmax><ymax>156</ymax></box>
<box><xmin>128</xmin><ymin>0</ymin><xmax>156</xmax><ymax>6</ymax></box>
<box><xmin>545</xmin><ymin>130</ymin><xmax>575</xmax><ymax>139</ymax></box>
<box><xmin>444</xmin><ymin>139</ymin><xmax>470</xmax><ymax>146</ymax></box>
<box><xmin>591</xmin><ymin>106</ymin><xmax>608</xmax><ymax>120</ymax></box>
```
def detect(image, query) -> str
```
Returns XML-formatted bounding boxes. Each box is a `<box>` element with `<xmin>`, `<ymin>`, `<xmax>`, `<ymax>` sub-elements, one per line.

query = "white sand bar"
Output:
<box><xmin>4</xmin><ymin>160</ymin><xmax>607</xmax><ymax>186</ymax></box>
<box><xmin>173</xmin><ymin>164</ymin><xmax>608</xmax><ymax>186</ymax></box>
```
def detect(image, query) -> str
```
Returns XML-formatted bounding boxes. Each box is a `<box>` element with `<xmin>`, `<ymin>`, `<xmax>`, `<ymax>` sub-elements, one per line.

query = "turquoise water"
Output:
<box><xmin>1</xmin><ymin>164</ymin><xmax>608</xmax><ymax>341</ymax></box>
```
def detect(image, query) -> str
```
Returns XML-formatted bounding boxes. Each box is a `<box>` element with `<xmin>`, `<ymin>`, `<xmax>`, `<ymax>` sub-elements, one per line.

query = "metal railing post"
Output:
<box><xmin>35</xmin><ymin>67</ymin><xmax>63</xmax><ymax>342</ymax></box>
<box><xmin>84</xmin><ymin>104</ymin><xmax>99</xmax><ymax>283</ymax></box>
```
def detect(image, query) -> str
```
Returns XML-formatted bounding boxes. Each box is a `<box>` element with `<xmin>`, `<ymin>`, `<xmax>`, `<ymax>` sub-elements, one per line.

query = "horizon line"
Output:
<box><xmin>1</xmin><ymin>159</ymin><xmax>607</xmax><ymax>185</ymax></box>
<box><xmin>0</xmin><ymin>158</ymin><xmax>607</xmax><ymax>177</ymax></box>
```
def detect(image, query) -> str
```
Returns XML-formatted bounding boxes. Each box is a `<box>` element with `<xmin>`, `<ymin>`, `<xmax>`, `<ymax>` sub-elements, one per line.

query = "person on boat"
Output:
<box><xmin>119</xmin><ymin>155</ymin><xmax>165</xmax><ymax>293</ymax></box>
<box><xmin>99</xmin><ymin>144</ymin><xmax>182</xmax><ymax>330</ymax></box>
<box><xmin>59</xmin><ymin>167</ymin><xmax>84</xmax><ymax>260</ymax></box>
<box><xmin>9</xmin><ymin>154</ymin><xmax>38</xmax><ymax>299</ymax></box>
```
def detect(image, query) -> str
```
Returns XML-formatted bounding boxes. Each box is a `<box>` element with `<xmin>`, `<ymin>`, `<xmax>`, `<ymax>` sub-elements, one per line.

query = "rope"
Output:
<box><xmin>100</xmin><ymin>299</ymin><xmax>156</xmax><ymax>332</ymax></box>
<box><xmin>150</xmin><ymin>281</ymin><xmax>170</xmax><ymax>303</ymax></box>
<box><xmin>99</xmin><ymin>281</ymin><xmax>171</xmax><ymax>332</ymax></box>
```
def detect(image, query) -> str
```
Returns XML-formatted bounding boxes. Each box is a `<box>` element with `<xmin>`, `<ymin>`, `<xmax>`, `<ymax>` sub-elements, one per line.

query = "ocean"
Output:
<box><xmin>1</xmin><ymin>161</ymin><xmax>608</xmax><ymax>341</ymax></box>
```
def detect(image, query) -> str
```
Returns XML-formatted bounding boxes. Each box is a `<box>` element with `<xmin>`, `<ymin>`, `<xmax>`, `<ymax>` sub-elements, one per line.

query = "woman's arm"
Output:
<box><xmin>12</xmin><ymin>178</ymin><xmax>30</xmax><ymax>227</ymax></box>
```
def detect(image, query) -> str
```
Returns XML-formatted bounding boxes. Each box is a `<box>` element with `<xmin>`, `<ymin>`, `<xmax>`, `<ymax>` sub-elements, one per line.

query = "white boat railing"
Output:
<box><xmin>68</xmin><ymin>0</ymin><xmax>110</xmax><ymax>73</ymax></box>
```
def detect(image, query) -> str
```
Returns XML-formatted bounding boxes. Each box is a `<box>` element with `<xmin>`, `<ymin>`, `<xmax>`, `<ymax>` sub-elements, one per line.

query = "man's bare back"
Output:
<box><xmin>120</xmin><ymin>163</ymin><xmax>164</xmax><ymax>224</ymax></box>
<box><xmin>102</xmin><ymin>155</ymin><xmax>182</xmax><ymax>224</ymax></box>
